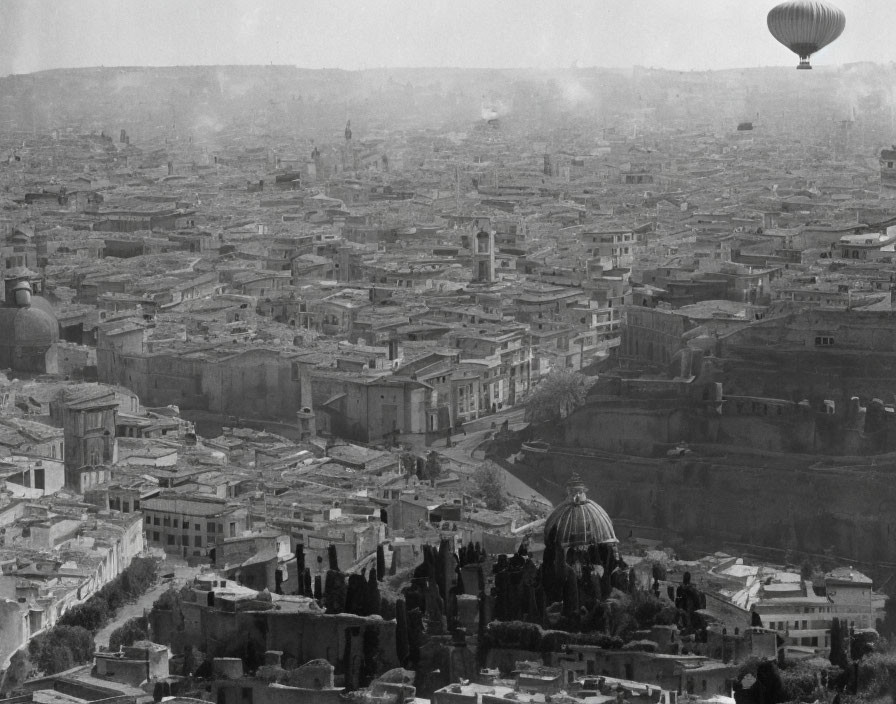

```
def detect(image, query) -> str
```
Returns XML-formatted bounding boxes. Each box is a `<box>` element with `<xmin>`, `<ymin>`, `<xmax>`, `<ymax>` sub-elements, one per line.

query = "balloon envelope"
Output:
<box><xmin>767</xmin><ymin>0</ymin><xmax>845</xmax><ymax>69</ymax></box>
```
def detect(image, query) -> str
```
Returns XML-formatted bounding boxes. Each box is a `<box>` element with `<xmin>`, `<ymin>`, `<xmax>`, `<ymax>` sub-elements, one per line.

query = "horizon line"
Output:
<box><xmin>2</xmin><ymin>60</ymin><xmax>888</xmax><ymax>80</ymax></box>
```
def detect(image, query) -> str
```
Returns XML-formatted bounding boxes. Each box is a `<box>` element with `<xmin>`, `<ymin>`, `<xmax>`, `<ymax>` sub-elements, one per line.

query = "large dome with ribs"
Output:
<box><xmin>544</xmin><ymin>473</ymin><xmax>617</xmax><ymax>549</ymax></box>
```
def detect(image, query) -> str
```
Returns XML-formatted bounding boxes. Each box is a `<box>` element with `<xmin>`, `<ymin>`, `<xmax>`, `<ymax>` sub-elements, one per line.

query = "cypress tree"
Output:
<box><xmin>295</xmin><ymin>545</ymin><xmax>305</xmax><ymax>595</ymax></box>
<box><xmin>325</xmin><ymin>570</ymin><xmax>347</xmax><ymax>614</ymax></box>
<box><xmin>303</xmin><ymin>568</ymin><xmax>312</xmax><ymax>597</ymax></box>
<box><xmin>328</xmin><ymin>544</ymin><xmax>339</xmax><ymax>571</ymax></box>
<box><xmin>314</xmin><ymin>575</ymin><xmax>322</xmax><ymax>600</ymax></box>
<box><xmin>562</xmin><ymin>564</ymin><xmax>580</xmax><ymax>629</ymax></box>
<box><xmin>830</xmin><ymin>617</ymin><xmax>849</xmax><ymax>669</ymax></box>
<box><xmin>390</xmin><ymin>549</ymin><xmax>398</xmax><ymax>575</ymax></box>
<box><xmin>359</xmin><ymin>627</ymin><xmax>380</xmax><ymax>688</ymax></box>
<box><xmin>342</xmin><ymin>629</ymin><xmax>354</xmax><ymax>690</ymax></box>
<box><xmin>395</xmin><ymin>598</ymin><xmax>410</xmax><ymax>666</ymax></box>
<box><xmin>437</xmin><ymin>538</ymin><xmax>452</xmax><ymax>603</ymax></box>
<box><xmin>376</xmin><ymin>545</ymin><xmax>386</xmax><ymax>582</ymax></box>
<box><xmin>346</xmin><ymin>573</ymin><xmax>366</xmax><ymax>615</ymax></box>
<box><xmin>407</xmin><ymin>607</ymin><xmax>423</xmax><ymax>667</ymax></box>
<box><xmin>364</xmin><ymin>568</ymin><xmax>381</xmax><ymax>616</ymax></box>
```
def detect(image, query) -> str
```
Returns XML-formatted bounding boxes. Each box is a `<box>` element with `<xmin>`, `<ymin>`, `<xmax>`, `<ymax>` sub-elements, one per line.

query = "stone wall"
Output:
<box><xmin>513</xmin><ymin>447</ymin><xmax>896</xmax><ymax>571</ymax></box>
<box><xmin>177</xmin><ymin>602</ymin><xmax>397</xmax><ymax>683</ymax></box>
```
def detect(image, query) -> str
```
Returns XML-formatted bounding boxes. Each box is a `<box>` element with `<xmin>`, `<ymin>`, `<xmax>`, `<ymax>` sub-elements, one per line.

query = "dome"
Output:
<box><xmin>544</xmin><ymin>474</ymin><xmax>617</xmax><ymax>549</ymax></box>
<box><xmin>0</xmin><ymin>306</ymin><xmax>59</xmax><ymax>348</ymax></box>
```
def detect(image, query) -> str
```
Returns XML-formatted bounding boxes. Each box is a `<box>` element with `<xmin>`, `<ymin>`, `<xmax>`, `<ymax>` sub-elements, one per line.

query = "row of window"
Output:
<box><xmin>145</xmin><ymin>515</ymin><xmax>229</xmax><ymax>534</ymax></box>
<box><xmin>768</xmin><ymin>619</ymin><xmax>810</xmax><ymax>631</ymax></box>
<box><xmin>149</xmin><ymin>531</ymin><xmax>207</xmax><ymax>547</ymax></box>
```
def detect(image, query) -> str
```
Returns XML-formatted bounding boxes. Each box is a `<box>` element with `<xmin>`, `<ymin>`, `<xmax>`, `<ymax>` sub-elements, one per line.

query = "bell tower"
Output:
<box><xmin>472</xmin><ymin>230</ymin><xmax>496</xmax><ymax>283</ymax></box>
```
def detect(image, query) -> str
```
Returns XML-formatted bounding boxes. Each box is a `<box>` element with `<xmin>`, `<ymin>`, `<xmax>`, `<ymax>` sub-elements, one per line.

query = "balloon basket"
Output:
<box><xmin>797</xmin><ymin>60</ymin><xmax>812</xmax><ymax>69</ymax></box>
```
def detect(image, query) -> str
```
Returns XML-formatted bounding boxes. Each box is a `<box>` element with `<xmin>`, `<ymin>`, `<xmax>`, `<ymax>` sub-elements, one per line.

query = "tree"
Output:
<box><xmin>29</xmin><ymin>626</ymin><xmax>95</xmax><ymax>676</ymax></box>
<box><xmin>328</xmin><ymin>544</ymin><xmax>340</xmax><ymax>571</ymax></box>
<box><xmin>420</xmin><ymin>451</ymin><xmax>442</xmax><ymax>482</ymax></box>
<box><xmin>363</xmin><ymin>569</ymin><xmax>381</xmax><ymax>617</ymax></box>
<box><xmin>395</xmin><ymin>598</ymin><xmax>410</xmax><ymax>666</ymax></box>
<box><xmin>830</xmin><ymin>617</ymin><xmax>850</xmax><ymax>669</ymax></box>
<box><xmin>325</xmin><ymin>570</ymin><xmax>347</xmax><ymax>614</ymax></box>
<box><xmin>109</xmin><ymin>616</ymin><xmax>149</xmax><ymax>651</ymax></box>
<box><xmin>359</xmin><ymin>627</ymin><xmax>380</xmax><ymax>688</ymax></box>
<box><xmin>473</xmin><ymin>461</ymin><xmax>508</xmax><ymax>511</ymax></box>
<box><xmin>58</xmin><ymin>600</ymin><xmax>109</xmax><ymax>632</ymax></box>
<box><xmin>399</xmin><ymin>452</ymin><xmax>417</xmax><ymax>476</ymax></box>
<box><xmin>376</xmin><ymin>545</ymin><xmax>386</xmax><ymax>582</ymax></box>
<box><xmin>523</xmin><ymin>370</ymin><xmax>595</xmax><ymax>424</ymax></box>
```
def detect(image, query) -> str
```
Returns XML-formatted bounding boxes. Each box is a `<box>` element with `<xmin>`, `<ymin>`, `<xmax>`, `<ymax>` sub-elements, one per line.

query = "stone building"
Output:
<box><xmin>141</xmin><ymin>493</ymin><xmax>249</xmax><ymax>558</ymax></box>
<box><xmin>55</xmin><ymin>386</ymin><xmax>118</xmax><ymax>492</ymax></box>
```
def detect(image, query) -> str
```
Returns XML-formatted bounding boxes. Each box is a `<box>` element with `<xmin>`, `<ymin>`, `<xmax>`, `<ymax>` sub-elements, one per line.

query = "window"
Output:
<box><xmin>153</xmin><ymin>531</ymin><xmax>159</xmax><ymax>541</ymax></box>
<box><xmin>167</xmin><ymin>535</ymin><xmax>175</xmax><ymax>545</ymax></box>
<box><xmin>145</xmin><ymin>516</ymin><xmax>151</xmax><ymax>524</ymax></box>
<box><xmin>85</xmin><ymin>411</ymin><xmax>104</xmax><ymax>430</ymax></box>
<box><xmin>230</xmin><ymin>522</ymin><xmax>237</xmax><ymax>538</ymax></box>
<box><xmin>195</xmin><ymin>536</ymin><xmax>202</xmax><ymax>547</ymax></box>
<box><xmin>195</xmin><ymin>523</ymin><xmax>201</xmax><ymax>531</ymax></box>
<box><xmin>207</xmin><ymin>522</ymin><xmax>216</xmax><ymax>533</ymax></box>
<box><xmin>153</xmin><ymin>516</ymin><xmax>160</xmax><ymax>526</ymax></box>
<box><xmin>173</xmin><ymin>519</ymin><xmax>178</xmax><ymax>528</ymax></box>
<box><xmin>815</xmin><ymin>336</ymin><xmax>834</xmax><ymax>346</ymax></box>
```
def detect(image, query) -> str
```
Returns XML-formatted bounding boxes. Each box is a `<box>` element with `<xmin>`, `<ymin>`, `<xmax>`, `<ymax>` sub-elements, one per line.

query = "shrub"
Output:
<box><xmin>109</xmin><ymin>616</ymin><xmax>149</xmax><ymax>651</ymax></box>
<box><xmin>856</xmin><ymin>650</ymin><xmax>896</xmax><ymax>699</ymax></box>
<box><xmin>153</xmin><ymin>586</ymin><xmax>183</xmax><ymax>612</ymax></box>
<box><xmin>484</xmin><ymin>622</ymin><xmax>624</xmax><ymax>655</ymax></box>
<box><xmin>631</xmin><ymin>590</ymin><xmax>678</xmax><ymax>629</ymax></box>
<box><xmin>485</xmin><ymin>621</ymin><xmax>542</xmax><ymax>651</ymax></box>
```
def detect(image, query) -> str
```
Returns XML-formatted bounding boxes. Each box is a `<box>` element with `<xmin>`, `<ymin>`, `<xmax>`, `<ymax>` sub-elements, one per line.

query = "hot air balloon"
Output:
<box><xmin>767</xmin><ymin>0</ymin><xmax>845</xmax><ymax>69</ymax></box>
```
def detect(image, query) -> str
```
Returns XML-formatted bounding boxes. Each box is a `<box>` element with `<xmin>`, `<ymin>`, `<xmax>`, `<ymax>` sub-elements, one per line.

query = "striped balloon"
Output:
<box><xmin>767</xmin><ymin>0</ymin><xmax>846</xmax><ymax>69</ymax></box>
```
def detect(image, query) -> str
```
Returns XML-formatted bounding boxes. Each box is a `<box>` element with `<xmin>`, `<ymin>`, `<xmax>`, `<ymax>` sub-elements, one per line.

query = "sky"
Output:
<box><xmin>0</xmin><ymin>0</ymin><xmax>891</xmax><ymax>77</ymax></box>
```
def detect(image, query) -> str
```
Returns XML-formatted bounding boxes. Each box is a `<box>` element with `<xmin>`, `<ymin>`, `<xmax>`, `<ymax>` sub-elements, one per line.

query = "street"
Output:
<box><xmin>95</xmin><ymin>559</ymin><xmax>201</xmax><ymax>649</ymax></box>
<box><xmin>402</xmin><ymin>408</ymin><xmax>551</xmax><ymax>509</ymax></box>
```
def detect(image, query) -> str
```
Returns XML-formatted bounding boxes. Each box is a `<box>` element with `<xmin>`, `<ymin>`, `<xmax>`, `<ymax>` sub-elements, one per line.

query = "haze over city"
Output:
<box><xmin>1</xmin><ymin>2</ymin><xmax>896</xmax><ymax>704</ymax></box>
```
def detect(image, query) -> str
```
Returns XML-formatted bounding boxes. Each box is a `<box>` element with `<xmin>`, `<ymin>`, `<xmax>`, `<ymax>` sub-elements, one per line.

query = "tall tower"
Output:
<box><xmin>343</xmin><ymin>120</ymin><xmax>353</xmax><ymax>171</ymax></box>
<box><xmin>881</xmin><ymin>146</ymin><xmax>896</xmax><ymax>198</ymax></box>
<box><xmin>472</xmin><ymin>230</ymin><xmax>496</xmax><ymax>283</ymax></box>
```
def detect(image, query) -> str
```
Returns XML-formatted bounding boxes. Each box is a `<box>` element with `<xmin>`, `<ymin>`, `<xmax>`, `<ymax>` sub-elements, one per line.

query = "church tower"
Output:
<box><xmin>472</xmin><ymin>230</ymin><xmax>496</xmax><ymax>283</ymax></box>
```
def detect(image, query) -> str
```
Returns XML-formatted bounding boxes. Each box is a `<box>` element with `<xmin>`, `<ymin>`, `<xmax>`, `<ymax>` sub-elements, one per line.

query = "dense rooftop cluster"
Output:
<box><xmin>0</xmin><ymin>63</ymin><xmax>894</xmax><ymax>704</ymax></box>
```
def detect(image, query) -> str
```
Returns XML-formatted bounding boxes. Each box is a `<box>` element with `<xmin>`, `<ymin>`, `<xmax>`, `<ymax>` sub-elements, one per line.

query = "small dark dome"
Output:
<box><xmin>0</xmin><ymin>306</ymin><xmax>59</xmax><ymax>348</ymax></box>
<box><xmin>544</xmin><ymin>474</ymin><xmax>617</xmax><ymax>549</ymax></box>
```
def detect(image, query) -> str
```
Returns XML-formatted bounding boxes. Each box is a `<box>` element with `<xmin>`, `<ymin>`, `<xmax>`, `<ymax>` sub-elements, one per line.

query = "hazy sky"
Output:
<box><xmin>0</xmin><ymin>0</ymin><xmax>889</xmax><ymax>76</ymax></box>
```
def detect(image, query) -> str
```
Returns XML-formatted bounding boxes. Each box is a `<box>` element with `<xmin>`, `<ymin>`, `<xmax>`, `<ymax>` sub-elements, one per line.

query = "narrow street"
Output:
<box><xmin>94</xmin><ymin>559</ymin><xmax>201</xmax><ymax>649</ymax></box>
<box><xmin>403</xmin><ymin>408</ymin><xmax>552</xmax><ymax>510</ymax></box>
